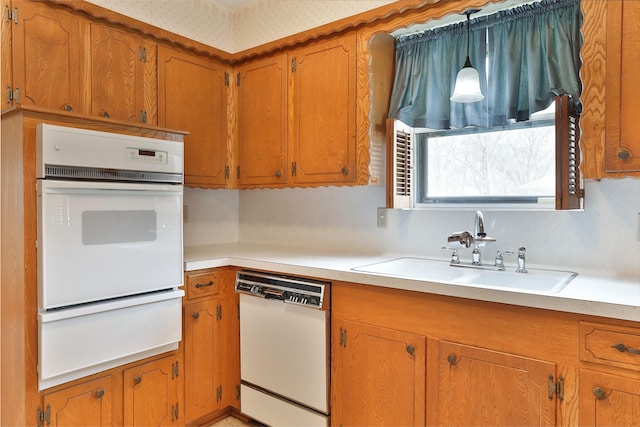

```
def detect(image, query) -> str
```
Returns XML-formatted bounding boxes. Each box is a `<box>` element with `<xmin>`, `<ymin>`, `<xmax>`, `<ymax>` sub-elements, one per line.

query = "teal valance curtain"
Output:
<box><xmin>388</xmin><ymin>0</ymin><xmax>582</xmax><ymax>130</ymax></box>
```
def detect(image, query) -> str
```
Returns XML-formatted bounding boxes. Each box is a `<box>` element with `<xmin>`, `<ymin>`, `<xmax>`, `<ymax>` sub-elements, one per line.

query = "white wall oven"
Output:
<box><xmin>36</xmin><ymin>124</ymin><xmax>185</xmax><ymax>390</ymax></box>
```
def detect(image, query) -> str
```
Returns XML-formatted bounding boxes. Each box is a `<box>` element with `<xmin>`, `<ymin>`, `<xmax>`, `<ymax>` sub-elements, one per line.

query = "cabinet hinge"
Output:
<box><xmin>291</xmin><ymin>161</ymin><xmax>297</xmax><ymax>177</ymax></box>
<box><xmin>224</xmin><ymin>72</ymin><xmax>229</xmax><ymax>86</ymax></box>
<box><xmin>339</xmin><ymin>327</ymin><xmax>347</xmax><ymax>348</ymax></box>
<box><xmin>5</xmin><ymin>5</ymin><xmax>18</xmax><ymax>24</ymax></box>
<box><xmin>236</xmin><ymin>384</ymin><xmax>241</xmax><ymax>400</ymax></box>
<box><xmin>139</xmin><ymin>47</ymin><xmax>147</xmax><ymax>62</ymax></box>
<box><xmin>236</xmin><ymin>72</ymin><xmax>241</xmax><ymax>86</ymax></box>
<box><xmin>139</xmin><ymin>110</ymin><xmax>147</xmax><ymax>123</ymax></box>
<box><xmin>547</xmin><ymin>375</ymin><xmax>564</xmax><ymax>401</ymax></box>
<box><xmin>171</xmin><ymin>402</ymin><xmax>179</xmax><ymax>422</ymax></box>
<box><xmin>236</xmin><ymin>166</ymin><xmax>241</xmax><ymax>179</ymax></box>
<box><xmin>216</xmin><ymin>304</ymin><xmax>222</xmax><ymax>320</ymax></box>
<box><xmin>37</xmin><ymin>404</ymin><xmax>50</xmax><ymax>427</ymax></box>
<box><xmin>216</xmin><ymin>385</ymin><xmax>223</xmax><ymax>402</ymax></box>
<box><xmin>291</xmin><ymin>57</ymin><xmax>297</xmax><ymax>72</ymax></box>
<box><xmin>224</xmin><ymin>165</ymin><xmax>230</xmax><ymax>179</ymax></box>
<box><xmin>171</xmin><ymin>361</ymin><xmax>180</xmax><ymax>379</ymax></box>
<box><xmin>6</xmin><ymin>86</ymin><xmax>19</xmax><ymax>104</ymax></box>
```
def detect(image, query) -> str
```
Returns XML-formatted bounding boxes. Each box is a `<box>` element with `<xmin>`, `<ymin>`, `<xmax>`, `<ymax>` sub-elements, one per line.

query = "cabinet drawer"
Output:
<box><xmin>580</xmin><ymin>321</ymin><xmax>640</xmax><ymax>370</ymax></box>
<box><xmin>186</xmin><ymin>270</ymin><xmax>220</xmax><ymax>300</ymax></box>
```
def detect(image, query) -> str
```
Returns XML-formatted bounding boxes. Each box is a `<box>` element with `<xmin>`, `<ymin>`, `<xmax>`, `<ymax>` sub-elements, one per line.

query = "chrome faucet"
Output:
<box><xmin>474</xmin><ymin>210</ymin><xmax>486</xmax><ymax>240</ymax></box>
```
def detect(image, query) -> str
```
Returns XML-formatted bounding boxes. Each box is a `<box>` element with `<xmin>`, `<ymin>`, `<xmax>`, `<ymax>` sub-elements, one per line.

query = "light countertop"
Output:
<box><xmin>184</xmin><ymin>243</ymin><xmax>640</xmax><ymax>322</ymax></box>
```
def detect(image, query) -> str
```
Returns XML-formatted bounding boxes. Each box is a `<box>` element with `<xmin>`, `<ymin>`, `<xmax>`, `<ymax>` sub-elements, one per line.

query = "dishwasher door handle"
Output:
<box><xmin>263</xmin><ymin>287</ymin><xmax>284</xmax><ymax>300</ymax></box>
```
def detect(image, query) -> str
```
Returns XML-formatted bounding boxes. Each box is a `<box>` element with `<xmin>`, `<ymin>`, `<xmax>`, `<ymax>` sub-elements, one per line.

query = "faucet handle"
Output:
<box><xmin>516</xmin><ymin>247</ymin><xmax>527</xmax><ymax>273</ymax></box>
<box><xmin>494</xmin><ymin>250</ymin><xmax>515</xmax><ymax>271</ymax></box>
<box><xmin>441</xmin><ymin>246</ymin><xmax>460</xmax><ymax>264</ymax></box>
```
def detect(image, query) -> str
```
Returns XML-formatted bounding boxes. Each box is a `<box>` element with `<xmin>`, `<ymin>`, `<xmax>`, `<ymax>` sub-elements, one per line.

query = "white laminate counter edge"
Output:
<box><xmin>184</xmin><ymin>244</ymin><xmax>640</xmax><ymax>323</ymax></box>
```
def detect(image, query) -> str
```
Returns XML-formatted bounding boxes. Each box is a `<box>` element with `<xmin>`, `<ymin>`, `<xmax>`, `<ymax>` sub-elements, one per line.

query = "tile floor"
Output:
<box><xmin>209</xmin><ymin>416</ymin><xmax>252</xmax><ymax>427</ymax></box>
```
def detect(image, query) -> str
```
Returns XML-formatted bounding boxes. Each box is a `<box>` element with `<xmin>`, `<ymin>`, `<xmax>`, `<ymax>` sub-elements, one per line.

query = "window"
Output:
<box><xmin>415</xmin><ymin>111</ymin><xmax>556</xmax><ymax>208</ymax></box>
<box><xmin>387</xmin><ymin>96</ymin><xmax>583</xmax><ymax>211</ymax></box>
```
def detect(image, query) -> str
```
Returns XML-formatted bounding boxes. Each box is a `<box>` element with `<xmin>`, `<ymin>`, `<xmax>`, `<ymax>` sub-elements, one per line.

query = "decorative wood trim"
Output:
<box><xmin>43</xmin><ymin>0</ymin><xmax>233</xmax><ymax>63</ymax></box>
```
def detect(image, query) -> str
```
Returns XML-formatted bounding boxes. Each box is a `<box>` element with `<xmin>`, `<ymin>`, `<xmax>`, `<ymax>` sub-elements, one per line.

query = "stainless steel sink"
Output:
<box><xmin>352</xmin><ymin>257</ymin><xmax>577</xmax><ymax>293</ymax></box>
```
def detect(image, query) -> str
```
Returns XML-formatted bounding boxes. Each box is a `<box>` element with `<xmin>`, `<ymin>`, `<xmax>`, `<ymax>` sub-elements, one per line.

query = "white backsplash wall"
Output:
<box><xmin>234</xmin><ymin>178</ymin><xmax>640</xmax><ymax>278</ymax></box>
<box><xmin>86</xmin><ymin>0</ymin><xmax>393</xmax><ymax>53</ymax></box>
<box><xmin>183</xmin><ymin>187</ymin><xmax>240</xmax><ymax>246</ymax></box>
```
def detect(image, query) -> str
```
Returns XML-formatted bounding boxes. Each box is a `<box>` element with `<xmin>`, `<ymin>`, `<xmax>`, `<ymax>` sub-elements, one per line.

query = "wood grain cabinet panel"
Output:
<box><xmin>158</xmin><ymin>46</ymin><xmax>229</xmax><ymax>188</ymax></box>
<box><xmin>10</xmin><ymin>1</ymin><xmax>87</xmax><ymax>113</ymax></box>
<box><xmin>183</xmin><ymin>268</ymin><xmax>240</xmax><ymax>424</ymax></box>
<box><xmin>236</xmin><ymin>53</ymin><xmax>289</xmax><ymax>187</ymax></box>
<box><xmin>580</xmin><ymin>321</ymin><xmax>640</xmax><ymax>371</ymax></box>
<box><xmin>291</xmin><ymin>34</ymin><xmax>357</xmax><ymax>185</ymax></box>
<box><xmin>332</xmin><ymin>319</ymin><xmax>426</xmax><ymax>426</ymax></box>
<box><xmin>43</xmin><ymin>376</ymin><xmax>112</xmax><ymax>427</ymax></box>
<box><xmin>438</xmin><ymin>341</ymin><xmax>557</xmax><ymax>426</ymax></box>
<box><xmin>580</xmin><ymin>369</ymin><xmax>640</xmax><ymax>426</ymax></box>
<box><xmin>123</xmin><ymin>355</ymin><xmax>183</xmax><ymax>426</ymax></box>
<box><xmin>90</xmin><ymin>24</ymin><xmax>157</xmax><ymax>124</ymax></box>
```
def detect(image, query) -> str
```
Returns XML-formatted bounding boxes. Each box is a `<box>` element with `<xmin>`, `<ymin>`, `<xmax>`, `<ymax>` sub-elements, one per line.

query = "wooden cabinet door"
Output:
<box><xmin>11</xmin><ymin>1</ymin><xmax>86</xmax><ymax>113</ymax></box>
<box><xmin>605</xmin><ymin>0</ymin><xmax>640</xmax><ymax>172</ymax></box>
<box><xmin>237</xmin><ymin>53</ymin><xmax>288</xmax><ymax>187</ymax></box>
<box><xmin>580</xmin><ymin>369</ymin><xmax>640</xmax><ymax>426</ymax></box>
<box><xmin>438</xmin><ymin>341</ymin><xmax>557</xmax><ymax>426</ymax></box>
<box><xmin>1</xmin><ymin>0</ymin><xmax>12</xmax><ymax>106</ymax></box>
<box><xmin>90</xmin><ymin>24</ymin><xmax>156</xmax><ymax>124</ymax></box>
<box><xmin>43</xmin><ymin>376</ymin><xmax>112</xmax><ymax>427</ymax></box>
<box><xmin>332</xmin><ymin>319</ymin><xmax>426</xmax><ymax>426</ymax></box>
<box><xmin>184</xmin><ymin>298</ymin><xmax>223</xmax><ymax>422</ymax></box>
<box><xmin>123</xmin><ymin>355</ymin><xmax>182</xmax><ymax>426</ymax></box>
<box><xmin>290</xmin><ymin>34</ymin><xmax>357</xmax><ymax>185</ymax></box>
<box><xmin>158</xmin><ymin>46</ymin><xmax>229</xmax><ymax>188</ymax></box>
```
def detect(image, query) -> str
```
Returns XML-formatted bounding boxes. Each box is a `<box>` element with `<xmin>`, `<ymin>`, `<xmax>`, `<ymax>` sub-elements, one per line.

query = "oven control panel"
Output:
<box><xmin>235</xmin><ymin>270</ymin><xmax>328</xmax><ymax>309</ymax></box>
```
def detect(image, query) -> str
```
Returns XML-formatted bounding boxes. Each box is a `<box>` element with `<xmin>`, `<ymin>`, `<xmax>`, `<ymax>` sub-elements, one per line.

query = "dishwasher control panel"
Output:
<box><xmin>235</xmin><ymin>270</ymin><xmax>328</xmax><ymax>309</ymax></box>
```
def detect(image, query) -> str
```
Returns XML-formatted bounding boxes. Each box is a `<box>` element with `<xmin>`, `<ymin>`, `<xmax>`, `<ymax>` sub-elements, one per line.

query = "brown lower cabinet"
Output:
<box><xmin>183</xmin><ymin>267</ymin><xmax>240</xmax><ymax>425</ymax></box>
<box><xmin>42</xmin><ymin>376</ymin><xmax>113</xmax><ymax>427</ymax></box>
<box><xmin>331</xmin><ymin>280</ymin><xmax>640</xmax><ymax>426</ymax></box>
<box><xmin>41</xmin><ymin>354</ymin><xmax>182</xmax><ymax>427</ymax></box>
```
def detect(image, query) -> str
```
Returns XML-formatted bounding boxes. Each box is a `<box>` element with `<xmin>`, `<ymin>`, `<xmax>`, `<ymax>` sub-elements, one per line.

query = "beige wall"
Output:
<box><xmin>86</xmin><ymin>0</ymin><xmax>394</xmax><ymax>52</ymax></box>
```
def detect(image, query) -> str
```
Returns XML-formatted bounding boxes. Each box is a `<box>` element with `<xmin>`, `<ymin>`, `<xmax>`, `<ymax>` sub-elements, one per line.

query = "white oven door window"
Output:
<box><xmin>37</xmin><ymin>180</ymin><xmax>183</xmax><ymax>309</ymax></box>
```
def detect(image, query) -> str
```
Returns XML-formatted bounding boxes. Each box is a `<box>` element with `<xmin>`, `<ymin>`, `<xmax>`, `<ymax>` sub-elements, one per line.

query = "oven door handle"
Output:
<box><xmin>37</xmin><ymin>179</ymin><xmax>182</xmax><ymax>194</ymax></box>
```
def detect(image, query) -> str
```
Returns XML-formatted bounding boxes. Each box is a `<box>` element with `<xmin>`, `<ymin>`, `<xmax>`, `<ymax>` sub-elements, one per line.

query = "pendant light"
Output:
<box><xmin>450</xmin><ymin>10</ymin><xmax>484</xmax><ymax>103</ymax></box>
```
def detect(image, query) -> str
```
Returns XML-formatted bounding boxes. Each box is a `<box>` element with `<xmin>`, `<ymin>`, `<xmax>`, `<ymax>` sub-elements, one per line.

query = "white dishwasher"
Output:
<box><xmin>236</xmin><ymin>270</ymin><xmax>330</xmax><ymax>426</ymax></box>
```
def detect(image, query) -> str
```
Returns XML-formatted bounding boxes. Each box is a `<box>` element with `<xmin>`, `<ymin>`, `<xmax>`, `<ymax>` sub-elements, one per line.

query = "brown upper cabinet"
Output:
<box><xmin>236</xmin><ymin>53</ymin><xmax>289</xmax><ymax>187</ymax></box>
<box><xmin>581</xmin><ymin>0</ymin><xmax>640</xmax><ymax>177</ymax></box>
<box><xmin>90</xmin><ymin>24</ymin><xmax>157</xmax><ymax>124</ymax></box>
<box><xmin>158</xmin><ymin>46</ymin><xmax>230</xmax><ymax>188</ymax></box>
<box><xmin>5</xmin><ymin>1</ymin><xmax>88</xmax><ymax>113</ymax></box>
<box><xmin>236</xmin><ymin>34</ymin><xmax>357</xmax><ymax>188</ymax></box>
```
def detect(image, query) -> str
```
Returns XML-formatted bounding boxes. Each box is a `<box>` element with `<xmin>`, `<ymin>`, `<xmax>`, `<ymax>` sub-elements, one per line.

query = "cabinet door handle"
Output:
<box><xmin>341</xmin><ymin>166</ymin><xmax>349</xmax><ymax>176</ymax></box>
<box><xmin>94</xmin><ymin>389</ymin><xmax>104</xmax><ymax>398</ymax></box>
<box><xmin>611</xmin><ymin>343</ymin><xmax>640</xmax><ymax>355</ymax></box>
<box><xmin>194</xmin><ymin>280</ymin><xmax>213</xmax><ymax>289</ymax></box>
<box><xmin>617</xmin><ymin>149</ymin><xmax>631</xmax><ymax>161</ymax></box>
<box><xmin>406</xmin><ymin>344</ymin><xmax>415</xmax><ymax>355</ymax></box>
<box><xmin>593</xmin><ymin>387</ymin><xmax>607</xmax><ymax>400</ymax></box>
<box><xmin>101</xmin><ymin>111</ymin><xmax>110</xmax><ymax>118</ymax></box>
<box><xmin>62</xmin><ymin>104</ymin><xmax>73</xmax><ymax>112</ymax></box>
<box><xmin>275</xmin><ymin>169</ymin><xmax>282</xmax><ymax>177</ymax></box>
<box><xmin>133</xmin><ymin>376</ymin><xmax>142</xmax><ymax>385</ymax></box>
<box><xmin>192</xmin><ymin>311</ymin><xmax>200</xmax><ymax>320</ymax></box>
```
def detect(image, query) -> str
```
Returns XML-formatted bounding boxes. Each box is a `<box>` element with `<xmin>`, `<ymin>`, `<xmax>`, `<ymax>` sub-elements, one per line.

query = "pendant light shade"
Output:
<box><xmin>451</xmin><ymin>10</ymin><xmax>484</xmax><ymax>103</ymax></box>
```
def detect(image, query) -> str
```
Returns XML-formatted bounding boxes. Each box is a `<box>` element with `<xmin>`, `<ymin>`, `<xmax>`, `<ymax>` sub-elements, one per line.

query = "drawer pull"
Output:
<box><xmin>611</xmin><ymin>343</ymin><xmax>640</xmax><ymax>355</ymax></box>
<box><xmin>94</xmin><ymin>389</ymin><xmax>104</xmax><ymax>398</ymax></box>
<box><xmin>133</xmin><ymin>376</ymin><xmax>142</xmax><ymax>385</ymax></box>
<box><xmin>192</xmin><ymin>312</ymin><xmax>200</xmax><ymax>320</ymax></box>
<box><xmin>593</xmin><ymin>387</ymin><xmax>607</xmax><ymax>400</ymax></box>
<box><xmin>194</xmin><ymin>280</ymin><xmax>214</xmax><ymax>289</ymax></box>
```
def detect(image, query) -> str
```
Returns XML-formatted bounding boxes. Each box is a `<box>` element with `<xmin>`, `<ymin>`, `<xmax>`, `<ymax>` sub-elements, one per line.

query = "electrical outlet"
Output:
<box><xmin>377</xmin><ymin>207</ymin><xmax>387</xmax><ymax>228</ymax></box>
<box><xmin>183</xmin><ymin>205</ymin><xmax>189</xmax><ymax>224</ymax></box>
